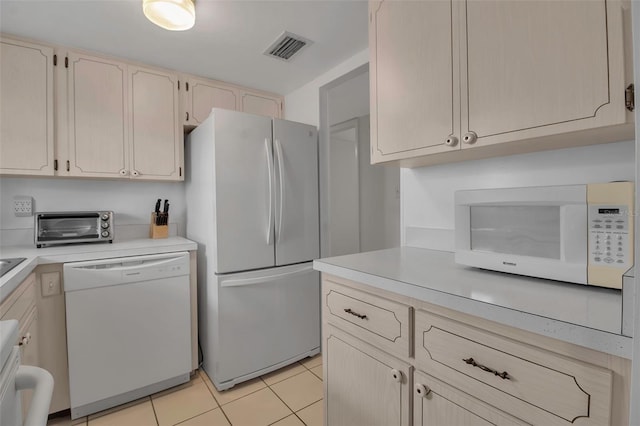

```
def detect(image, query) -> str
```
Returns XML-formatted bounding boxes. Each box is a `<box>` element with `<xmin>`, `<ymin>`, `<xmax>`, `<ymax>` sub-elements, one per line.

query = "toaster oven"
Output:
<box><xmin>35</xmin><ymin>211</ymin><xmax>114</xmax><ymax>248</ymax></box>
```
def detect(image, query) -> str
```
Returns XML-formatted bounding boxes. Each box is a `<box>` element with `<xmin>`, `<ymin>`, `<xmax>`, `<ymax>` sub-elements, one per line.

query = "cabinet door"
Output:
<box><xmin>369</xmin><ymin>0</ymin><xmax>460</xmax><ymax>164</ymax></box>
<box><xmin>19</xmin><ymin>308</ymin><xmax>39</xmax><ymax>421</ymax></box>
<box><xmin>129</xmin><ymin>65</ymin><xmax>183</xmax><ymax>181</ymax></box>
<box><xmin>185</xmin><ymin>77</ymin><xmax>238</xmax><ymax>125</ymax></box>
<box><xmin>414</xmin><ymin>370</ymin><xmax>528</xmax><ymax>426</ymax></box>
<box><xmin>67</xmin><ymin>52</ymin><xmax>129</xmax><ymax>178</ymax></box>
<box><xmin>0</xmin><ymin>37</ymin><xmax>54</xmax><ymax>175</ymax></box>
<box><xmin>325</xmin><ymin>325</ymin><xmax>410</xmax><ymax>426</ymax></box>
<box><xmin>239</xmin><ymin>90</ymin><xmax>283</xmax><ymax>118</ymax></box>
<box><xmin>460</xmin><ymin>0</ymin><xmax>627</xmax><ymax>149</ymax></box>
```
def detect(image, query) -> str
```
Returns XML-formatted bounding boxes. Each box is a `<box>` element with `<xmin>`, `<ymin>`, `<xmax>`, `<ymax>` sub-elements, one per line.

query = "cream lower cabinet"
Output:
<box><xmin>369</xmin><ymin>0</ymin><xmax>633</xmax><ymax>166</ymax></box>
<box><xmin>325</xmin><ymin>325</ymin><xmax>411</xmax><ymax>426</ymax></box>
<box><xmin>413</xmin><ymin>370</ymin><xmax>527</xmax><ymax>426</ymax></box>
<box><xmin>0</xmin><ymin>273</ymin><xmax>39</xmax><ymax>419</ymax></box>
<box><xmin>322</xmin><ymin>274</ymin><xmax>630</xmax><ymax>426</ymax></box>
<box><xmin>0</xmin><ymin>36</ymin><xmax>55</xmax><ymax>176</ymax></box>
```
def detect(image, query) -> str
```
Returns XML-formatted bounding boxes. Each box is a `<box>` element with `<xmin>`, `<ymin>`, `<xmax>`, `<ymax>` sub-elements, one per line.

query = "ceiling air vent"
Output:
<box><xmin>264</xmin><ymin>31</ymin><xmax>313</xmax><ymax>62</ymax></box>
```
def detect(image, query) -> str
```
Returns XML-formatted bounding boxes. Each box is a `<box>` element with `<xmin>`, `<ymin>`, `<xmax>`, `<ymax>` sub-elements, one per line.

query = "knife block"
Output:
<box><xmin>150</xmin><ymin>213</ymin><xmax>169</xmax><ymax>239</ymax></box>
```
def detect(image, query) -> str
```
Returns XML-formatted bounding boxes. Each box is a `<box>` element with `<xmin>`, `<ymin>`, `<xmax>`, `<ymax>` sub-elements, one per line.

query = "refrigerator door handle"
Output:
<box><xmin>265</xmin><ymin>138</ymin><xmax>275</xmax><ymax>245</ymax></box>
<box><xmin>275</xmin><ymin>139</ymin><xmax>285</xmax><ymax>244</ymax></box>
<box><xmin>220</xmin><ymin>264</ymin><xmax>313</xmax><ymax>287</ymax></box>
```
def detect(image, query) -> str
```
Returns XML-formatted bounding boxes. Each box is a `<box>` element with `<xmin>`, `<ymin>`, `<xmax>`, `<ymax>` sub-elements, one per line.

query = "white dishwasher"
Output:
<box><xmin>64</xmin><ymin>252</ymin><xmax>191</xmax><ymax>419</ymax></box>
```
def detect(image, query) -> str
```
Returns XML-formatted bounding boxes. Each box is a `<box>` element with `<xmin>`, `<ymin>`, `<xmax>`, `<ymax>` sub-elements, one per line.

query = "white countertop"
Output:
<box><xmin>314</xmin><ymin>247</ymin><xmax>632</xmax><ymax>358</ymax></box>
<box><xmin>0</xmin><ymin>237</ymin><xmax>197</xmax><ymax>304</ymax></box>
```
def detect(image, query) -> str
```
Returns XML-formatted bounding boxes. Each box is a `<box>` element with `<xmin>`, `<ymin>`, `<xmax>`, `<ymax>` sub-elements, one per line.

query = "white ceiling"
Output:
<box><xmin>0</xmin><ymin>0</ymin><xmax>368</xmax><ymax>95</ymax></box>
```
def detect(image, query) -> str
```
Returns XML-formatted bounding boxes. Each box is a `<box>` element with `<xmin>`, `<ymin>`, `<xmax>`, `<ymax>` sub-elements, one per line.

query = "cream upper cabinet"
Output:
<box><xmin>369</xmin><ymin>0</ymin><xmax>633</xmax><ymax>166</ymax></box>
<box><xmin>67</xmin><ymin>52</ymin><xmax>129</xmax><ymax>178</ymax></box>
<box><xmin>369</xmin><ymin>0</ymin><xmax>459</xmax><ymax>163</ymax></box>
<box><xmin>184</xmin><ymin>77</ymin><xmax>238</xmax><ymax>126</ymax></box>
<box><xmin>0</xmin><ymin>37</ymin><xmax>55</xmax><ymax>176</ymax></box>
<box><xmin>239</xmin><ymin>90</ymin><xmax>283</xmax><ymax>118</ymax></box>
<box><xmin>129</xmin><ymin>65</ymin><xmax>183</xmax><ymax>180</ymax></box>
<box><xmin>460</xmin><ymin>0</ymin><xmax>627</xmax><ymax>149</ymax></box>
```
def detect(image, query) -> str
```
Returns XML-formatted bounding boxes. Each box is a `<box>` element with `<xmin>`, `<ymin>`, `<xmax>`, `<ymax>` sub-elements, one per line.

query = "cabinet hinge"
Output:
<box><xmin>625</xmin><ymin>84</ymin><xmax>634</xmax><ymax>112</ymax></box>
<box><xmin>179</xmin><ymin>167</ymin><xmax>182</xmax><ymax>177</ymax></box>
<box><xmin>54</xmin><ymin>159</ymin><xmax>58</xmax><ymax>171</ymax></box>
<box><xmin>186</xmin><ymin>82</ymin><xmax>189</xmax><ymax>91</ymax></box>
<box><xmin>53</xmin><ymin>54</ymin><xmax>57</xmax><ymax>66</ymax></box>
<box><xmin>66</xmin><ymin>160</ymin><xmax>70</xmax><ymax>172</ymax></box>
<box><xmin>65</xmin><ymin>56</ymin><xmax>69</xmax><ymax>68</ymax></box>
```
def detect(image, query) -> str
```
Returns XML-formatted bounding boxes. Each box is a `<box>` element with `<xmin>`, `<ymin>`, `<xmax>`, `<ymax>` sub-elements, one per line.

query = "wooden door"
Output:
<box><xmin>19</xmin><ymin>308</ymin><xmax>39</xmax><ymax>421</ymax></box>
<box><xmin>0</xmin><ymin>37</ymin><xmax>54</xmax><ymax>175</ymax></box>
<box><xmin>369</xmin><ymin>0</ymin><xmax>460</xmax><ymax>164</ymax></box>
<box><xmin>129</xmin><ymin>65</ymin><xmax>183</xmax><ymax>181</ymax></box>
<box><xmin>67</xmin><ymin>52</ymin><xmax>129</xmax><ymax>178</ymax></box>
<box><xmin>460</xmin><ymin>0</ymin><xmax>627</xmax><ymax>149</ymax></box>
<box><xmin>185</xmin><ymin>77</ymin><xmax>238</xmax><ymax>125</ymax></box>
<box><xmin>239</xmin><ymin>90</ymin><xmax>282</xmax><ymax>118</ymax></box>
<box><xmin>413</xmin><ymin>370</ymin><xmax>528</xmax><ymax>426</ymax></box>
<box><xmin>325</xmin><ymin>325</ymin><xmax>410</xmax><ymax>426</ymax></box>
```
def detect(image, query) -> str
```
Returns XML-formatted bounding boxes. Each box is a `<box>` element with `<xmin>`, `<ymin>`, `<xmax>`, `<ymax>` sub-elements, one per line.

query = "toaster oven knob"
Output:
<box><xmin>101</xmin><ymin>231</ymin><xmax>110</xmax><ymax>238</ymax></box>
<box><xmin>101</xmin><ymin>222</ymin><xmax>109</xmax><ymax>229</ymax></box>
<box><xmin>101</xmin><ymin>213</ymin><xmax>110</xmax><ymax>221</ymax></box>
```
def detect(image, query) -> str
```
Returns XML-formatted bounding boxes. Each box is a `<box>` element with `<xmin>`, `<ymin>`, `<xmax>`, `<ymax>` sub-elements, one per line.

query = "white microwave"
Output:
<box><xmin>454</xmin><ymin>182</ymin><xmax>634</xmax><ymax>289</ymax></box>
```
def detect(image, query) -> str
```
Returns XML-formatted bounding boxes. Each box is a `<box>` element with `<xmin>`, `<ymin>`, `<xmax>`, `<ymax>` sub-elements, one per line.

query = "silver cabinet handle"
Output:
<box><xmin>445</xmin><ymin>136</ymin><xmax>458</xmax><ymax>147</ymax></box>
<box><xmin>415</xmin><ymin>384</ymin><xmax>431</xmax><ymax>397</ymax></box>
<box><xmin>390</xmin><ymin>369</ymin><xmax>402</xmax><ymax>383</ymax></box>
<box><xmin>462</xmin><ymin>131</ymin><xmax>478</xmax><ymax>144</ymax></box>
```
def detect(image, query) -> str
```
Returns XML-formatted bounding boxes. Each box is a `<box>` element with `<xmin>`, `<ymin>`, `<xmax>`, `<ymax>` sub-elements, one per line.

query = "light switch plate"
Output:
<box><xmin>41</xmin><ymin>272</ymin><xmax>61</xmax><ymax>297</ymax></box>
<box><xmin>13</xmin><ymin>196</ymin><xmax>33</xmax><ymax>217</ymax></box>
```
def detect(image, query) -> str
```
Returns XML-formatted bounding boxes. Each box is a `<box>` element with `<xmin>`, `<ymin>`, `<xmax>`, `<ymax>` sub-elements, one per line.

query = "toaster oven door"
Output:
<box><xmin>36</xmin><ymin>213</ymin><xmax>101</xmax><ymax>242</ymax></box>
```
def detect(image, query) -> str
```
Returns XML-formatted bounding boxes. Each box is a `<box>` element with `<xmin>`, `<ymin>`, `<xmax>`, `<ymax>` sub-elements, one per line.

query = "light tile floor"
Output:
<box><xmin>46</xmin><ymin>354</ymin><xmax>323</xmax><ymax>426</ymax></box>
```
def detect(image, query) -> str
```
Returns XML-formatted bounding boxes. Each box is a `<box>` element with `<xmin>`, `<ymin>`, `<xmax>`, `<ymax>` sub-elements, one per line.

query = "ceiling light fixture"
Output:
<box><xmin>143</xmin><ymin>0</ymin><xmax>195</xmax><ymax>31</ymax></box>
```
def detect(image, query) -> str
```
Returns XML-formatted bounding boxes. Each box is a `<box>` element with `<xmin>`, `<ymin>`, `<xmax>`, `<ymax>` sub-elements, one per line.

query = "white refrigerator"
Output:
<box><xmin>186</xmin><ymin>108</ymin><xmax>320</xmax><ymax>390</ymax></box>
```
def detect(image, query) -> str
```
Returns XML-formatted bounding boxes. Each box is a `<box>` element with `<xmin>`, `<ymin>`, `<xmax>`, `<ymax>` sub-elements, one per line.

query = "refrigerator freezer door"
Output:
<box><xmin>213</xmin><ymin>110</ymin><xmax>276</xmax><ymax>273</ymax></box>
<box><xmin>205</xmin><ymin>263</ymin><xmax>320</xmax><ymax>389</ymax></box>
<box><xmin>273</xmin><ymin>119</ymin><xmax>320</xmax><ymax>266</ymax></box>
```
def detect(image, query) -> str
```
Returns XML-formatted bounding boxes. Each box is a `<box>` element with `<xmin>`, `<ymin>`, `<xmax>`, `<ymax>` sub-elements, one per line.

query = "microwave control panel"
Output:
<box><xmin>588</xmin><ymin>205</ymin><xmax>630</xmax><ymax>268</ymax></box>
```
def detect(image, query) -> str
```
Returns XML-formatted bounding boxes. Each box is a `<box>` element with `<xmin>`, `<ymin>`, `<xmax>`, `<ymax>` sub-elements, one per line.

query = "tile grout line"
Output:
<box><xmin>265</xmin><ymin>371</ymin><xmax>323</xmax><ymax>425</ymax></box>
<box><xmin>148</xmin><ymin>395</ymin><xmax>161</xmax><ymax>426</ymax></box>
<box><xmin>198</xmin><ymin>370</ymin><xmax>234</xmax><ymax>425</ymax></box>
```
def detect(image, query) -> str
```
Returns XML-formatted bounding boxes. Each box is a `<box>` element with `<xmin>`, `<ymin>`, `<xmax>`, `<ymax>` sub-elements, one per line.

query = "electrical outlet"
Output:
<box><xmin>41</xmin><ymin>272</ymin><xmax>61</xmax><ymax>297</ymax></box>
<box><xmin>13</xmin><ymin>196</ymin><xmax>33</xmax><ymax>217</ymax></box>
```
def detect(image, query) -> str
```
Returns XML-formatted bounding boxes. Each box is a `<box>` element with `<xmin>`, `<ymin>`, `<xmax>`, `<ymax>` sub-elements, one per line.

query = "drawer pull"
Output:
<box><xmin>344</xmin><ymin>308</ymin><xmax>367</xmax><ymax>320</ymax></box>
<box><xmin>390</xmin><ymin>369</ymin><xmax>402</xmax><ymax>383</ymax></box>
<box><xmin>463</xmin><ymin>357</ymin><xmax>510</xmax><ymax>380</ymax></box>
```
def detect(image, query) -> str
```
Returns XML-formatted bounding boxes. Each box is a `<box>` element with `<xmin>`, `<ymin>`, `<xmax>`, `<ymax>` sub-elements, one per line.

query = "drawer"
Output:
<box><xmin>414</xmin><ymin>309</ymin><xmax>613</xmax><ymax>426</ymax></box>
<box><xmin>0</xmin><ymin>273</ymin><xmax>36</xmax><ymax>322</ymax></box>
<box><xmin>323</xmin><ymin>278</ymin><xmax>411</xmax><ymax>358</ymax></box>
